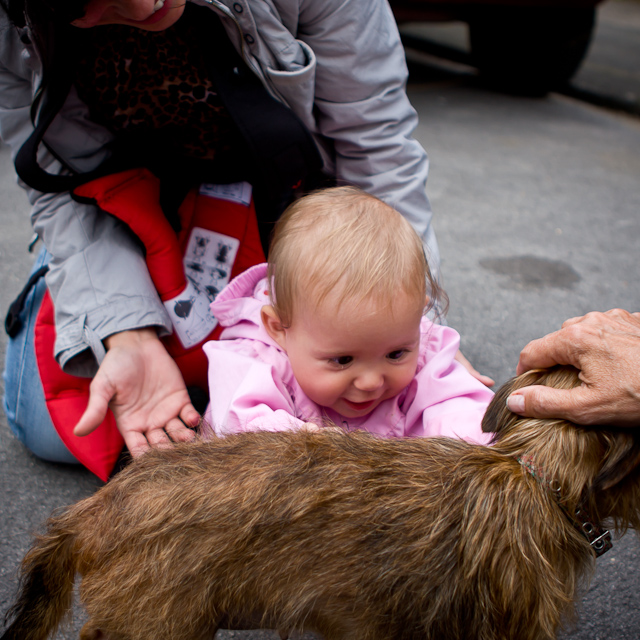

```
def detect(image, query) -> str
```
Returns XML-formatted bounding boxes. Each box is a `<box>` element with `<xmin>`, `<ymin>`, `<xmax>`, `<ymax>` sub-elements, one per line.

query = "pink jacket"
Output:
<box><xmin>204</xmin><ymin>264</ymin><xmax>494</xmax><ymax>444</ymax></box>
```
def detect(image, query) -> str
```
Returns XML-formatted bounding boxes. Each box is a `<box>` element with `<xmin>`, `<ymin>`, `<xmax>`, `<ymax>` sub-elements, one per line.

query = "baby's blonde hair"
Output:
<box><xmin>267</xmin><ymin>186</ymin><xmax>444</xmax><ymax>327</ymax></box>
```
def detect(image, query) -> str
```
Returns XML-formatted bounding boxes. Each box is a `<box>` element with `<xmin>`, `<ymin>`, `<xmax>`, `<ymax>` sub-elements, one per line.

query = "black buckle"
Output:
<box><xmin>4</xmin><ymin>265</ymin><xmax>49</xmax><ymax>338</ymax></box>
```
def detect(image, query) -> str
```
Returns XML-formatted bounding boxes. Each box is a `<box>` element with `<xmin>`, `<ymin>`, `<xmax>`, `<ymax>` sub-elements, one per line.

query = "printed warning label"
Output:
<box><xmin>164</xmin><ymin>227</ymin><xmax>240</xmax><ymax>349</ymax></box>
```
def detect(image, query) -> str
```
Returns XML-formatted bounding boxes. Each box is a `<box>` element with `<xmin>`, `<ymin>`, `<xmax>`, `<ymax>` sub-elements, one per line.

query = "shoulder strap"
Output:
<box><xmin>192</xmin><ymin>9</ymin><xmax>323</xmax><ymax>207</ymax></box>
<box><xmin>14</xmin><ymin>26</ymin><xmax>138</xmax><ymax>193</ymax></box>
<box><xmin>13</xmin><ymin>39</ymin><xmax>78</xmax><ymax>193</ymax></box>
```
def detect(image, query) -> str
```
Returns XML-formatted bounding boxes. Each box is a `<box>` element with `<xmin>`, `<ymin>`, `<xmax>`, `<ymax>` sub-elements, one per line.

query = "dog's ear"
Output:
<box><xmin>594</xmin><ymin>438</ymin><xmax>640</xmax><ymax>492</ymax></box>
<box><xmin>481</xmin><ymin>369</ymin><xmax>548</xmax><ymax>433</ymax></box>
<box><xmin>483</xmin><ymin>365</ymin><xmax>584</xmax><ymax>434</ymax></box>
<box><xmin>481</xmin><ymin>380</ymin><xmax>513</xmax><ymax>433</ymax></box>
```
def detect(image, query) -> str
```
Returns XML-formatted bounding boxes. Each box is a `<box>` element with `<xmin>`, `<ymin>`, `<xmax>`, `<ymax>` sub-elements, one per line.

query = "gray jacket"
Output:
<box><xmin>0</xmin><ymin>0</ymin><xmax>439</xmax><ymax>376</ymax></box>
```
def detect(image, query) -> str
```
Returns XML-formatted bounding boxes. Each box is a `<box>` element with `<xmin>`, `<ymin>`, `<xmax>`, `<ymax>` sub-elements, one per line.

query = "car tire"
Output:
<box><xmin>468</xmin><ymin>6</ymin><xmax>596</xmax><ymax>96</ymax></box>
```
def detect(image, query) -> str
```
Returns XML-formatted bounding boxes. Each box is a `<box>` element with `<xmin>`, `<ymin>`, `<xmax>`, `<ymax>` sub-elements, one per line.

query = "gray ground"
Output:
<box><xmin>1</xmin><ymin>1</ymin><xmax>640</xmax><ymax>638</ymax></box>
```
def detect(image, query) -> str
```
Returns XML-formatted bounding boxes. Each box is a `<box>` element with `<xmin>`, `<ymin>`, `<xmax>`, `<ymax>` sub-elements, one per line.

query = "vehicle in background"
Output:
<box><xmin>389</xmin><ymin>0</ymin><xmax>606</xmax><ymax>95</ymax></box>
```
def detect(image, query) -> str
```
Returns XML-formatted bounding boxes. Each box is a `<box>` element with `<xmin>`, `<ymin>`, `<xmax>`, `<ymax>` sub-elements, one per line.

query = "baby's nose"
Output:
<box><xmin>353</xmin><ymin>370</ymin><xmax>384</xmax><ymax>392</ymax></box>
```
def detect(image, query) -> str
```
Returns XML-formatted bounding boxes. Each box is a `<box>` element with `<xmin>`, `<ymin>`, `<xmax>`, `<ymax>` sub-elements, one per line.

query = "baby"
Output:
<box><xmin>204</xmin><ymin>187</ymin><xmax>493</xmax><ymax>442</ymax></box>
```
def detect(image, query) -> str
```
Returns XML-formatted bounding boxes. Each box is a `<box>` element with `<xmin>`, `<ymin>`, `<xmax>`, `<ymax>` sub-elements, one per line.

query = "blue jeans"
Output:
<box><xmin>3</xmin><ymin>248</ymin><xmax>78</xmax><ymax>464</ymax></box>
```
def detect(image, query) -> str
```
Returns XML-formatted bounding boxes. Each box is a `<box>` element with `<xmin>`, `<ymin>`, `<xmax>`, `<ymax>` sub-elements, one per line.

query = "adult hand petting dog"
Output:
<box><xmin>507</xmin><ymin>309</ymin><xmax>640</xmax><ymax>426</ymax></box>
<box><xmin>74</xmin><ymin>328</ymin><xmax>199</xmax><ymax>456</ymax></box>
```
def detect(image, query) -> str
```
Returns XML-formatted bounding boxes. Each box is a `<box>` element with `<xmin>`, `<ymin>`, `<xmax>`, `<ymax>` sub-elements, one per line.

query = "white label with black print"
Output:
<box><xmin>164</xmin><ymin>226</ymin><xmax>240</xmax><ymax>349</ymax></box>
<box><xmin>198</xmin><ymin>181</ymin><xmax>252</xmax><ymax>207</ymax></box>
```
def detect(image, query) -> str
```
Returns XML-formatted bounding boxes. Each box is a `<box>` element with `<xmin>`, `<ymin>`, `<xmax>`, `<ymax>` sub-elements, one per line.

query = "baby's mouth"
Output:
<box><xmin>343</xmin><ymin>399</ymin><xmax>376</xmax><ymax>412</ymax></box>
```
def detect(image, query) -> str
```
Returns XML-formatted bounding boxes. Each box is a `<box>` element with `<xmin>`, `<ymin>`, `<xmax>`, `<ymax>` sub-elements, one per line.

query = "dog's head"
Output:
<box><xmin>482</xmin><ymin>366</ymin><xmax>640</xmax><ymax>532</ymax></box>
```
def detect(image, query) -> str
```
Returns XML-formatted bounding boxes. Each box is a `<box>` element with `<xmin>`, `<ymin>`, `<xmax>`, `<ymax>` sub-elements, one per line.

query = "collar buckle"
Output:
<box><xmin>517</xmin><ymin>455</ymin><xmax>613</xmax><ymax>558</ymax></box>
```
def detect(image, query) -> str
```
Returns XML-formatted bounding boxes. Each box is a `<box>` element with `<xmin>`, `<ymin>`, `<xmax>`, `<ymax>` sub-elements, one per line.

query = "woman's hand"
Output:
<box><xmin>455</xmin><ymin>350</ymin><xmax>495</xmax><ymax>387</ymax></box>
<box><xmin>74</xmin><ymin>328</ymin><xmax>200</xmax><ymax>456</ymax></box>
<box><xmin>507</xmin><ymin>309</ymin><xmax>640</xmax><ymax>426</ymax></box>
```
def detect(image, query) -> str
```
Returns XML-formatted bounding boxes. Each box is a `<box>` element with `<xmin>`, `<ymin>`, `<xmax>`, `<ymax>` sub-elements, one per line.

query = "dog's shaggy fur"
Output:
<box><xmin>3</xmin><ymin>366</ymin><xmax>640</xmax><ymax>640</ymax></box>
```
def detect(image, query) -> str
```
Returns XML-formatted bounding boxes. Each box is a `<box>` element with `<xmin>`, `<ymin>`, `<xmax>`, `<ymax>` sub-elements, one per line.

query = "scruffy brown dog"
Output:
<box><xmin>3</xmin><ymin>366</ymin><xmax>640</xmax><ymax>640</ymax></box>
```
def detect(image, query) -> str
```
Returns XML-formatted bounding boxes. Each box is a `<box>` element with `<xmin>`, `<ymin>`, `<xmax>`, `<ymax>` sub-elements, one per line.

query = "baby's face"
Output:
<box><xmin>281</xmin><ymin>292</ymin><xmax>423</xmax><ymax>419</ymax></box>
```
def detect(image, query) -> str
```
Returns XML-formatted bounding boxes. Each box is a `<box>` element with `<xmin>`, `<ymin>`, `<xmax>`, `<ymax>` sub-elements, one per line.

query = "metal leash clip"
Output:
<box><xmin>517</xmin><ymin>455</ymin><xmax>614</xmax><ymax>558</ymax></box>
<box><xmin>575</xmin><ymin>508</ymin><xmax>613</xmax><ymax>558</ymax></box>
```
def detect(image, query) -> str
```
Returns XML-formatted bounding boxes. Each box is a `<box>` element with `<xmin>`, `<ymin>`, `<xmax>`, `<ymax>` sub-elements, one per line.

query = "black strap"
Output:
<box><xmin>191</xmin><ymin>8</ymin><xmax>323</xmax><ymax>210</ymax></box>
<box><xmin>13</xmin><ymin>36</ymin><xmax>77</xmax><ymax>193</ymax></box>
<box><xmin>15</xmin><ymin>110</ymin><xmax>136</xmax><ymax>193</ymax></box>
<box><xmin>13</xmin><ymin>25</ymin><xmax>139</xmax><ymax>194</ymax></box>
<box><xmin>5</xmin><ymin>264</ymin><xmax>49</xmax><ymax>338</ymax></box>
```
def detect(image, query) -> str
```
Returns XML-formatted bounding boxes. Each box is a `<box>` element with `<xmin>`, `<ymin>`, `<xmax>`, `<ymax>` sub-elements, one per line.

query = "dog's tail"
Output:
<box><xmin>1</xmin><ymin>512</ymin><xmax>79</xmax><ymax>640</ymax></box>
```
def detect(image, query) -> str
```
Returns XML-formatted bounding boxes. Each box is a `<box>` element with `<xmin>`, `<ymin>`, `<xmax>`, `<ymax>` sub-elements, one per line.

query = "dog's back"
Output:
<box><xmin>66</xmin><ymin>433</ymin><xmax>510</xmax><ymax>640</ymax></box>
<box><xmin>3</xmin><ymin>367</ymin><xmax>640</xmax><ymax>640</ymax></box>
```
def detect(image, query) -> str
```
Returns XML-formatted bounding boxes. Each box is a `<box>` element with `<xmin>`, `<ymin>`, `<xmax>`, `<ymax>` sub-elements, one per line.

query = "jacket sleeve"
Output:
<box><xmin>203</xmin><ymin>338</ymin><xmax>308</xmax><ymax>435</ymax></box>
<box><xmin>403</xmin><ymin>323</ymin><xmax>495</xmax><ymax>443</ymax></box>
<box><xmin>297</xmin><ymin>0</ymin><xmax>441</xmax><ymax>278</ymax></box>
<box><xmin>0</xmin><ymin>21</ymin><xmax>172</xmax><ymax>377</ymax></box>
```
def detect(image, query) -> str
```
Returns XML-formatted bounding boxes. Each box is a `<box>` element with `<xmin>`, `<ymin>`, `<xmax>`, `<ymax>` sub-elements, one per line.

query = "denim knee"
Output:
<box><xmin>2</xmin><ymin>249</ymin><xmax>78</xmax><ymax>464</ymax></box>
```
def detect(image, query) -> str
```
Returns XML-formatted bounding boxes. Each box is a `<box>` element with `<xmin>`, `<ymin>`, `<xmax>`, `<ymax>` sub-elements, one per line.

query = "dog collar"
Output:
<box><xmin>517</xmin><ymin>455</ymin><xmax>613</xmax><ymax>558</ymax></box>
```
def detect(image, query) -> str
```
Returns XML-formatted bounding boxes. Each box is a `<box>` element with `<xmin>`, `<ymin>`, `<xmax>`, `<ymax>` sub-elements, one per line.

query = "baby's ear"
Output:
<box><xmin>261</xmin><ymin>305</ymin><xmax>287</xmax><ymax>351</ymax></box>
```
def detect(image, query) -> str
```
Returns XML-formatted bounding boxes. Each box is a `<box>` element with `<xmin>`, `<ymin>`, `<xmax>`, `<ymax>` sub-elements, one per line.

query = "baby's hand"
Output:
<box><xmin>455</xmin><ymin>350</ymin><xmax>495</xmax><ymax>387</ymax></box>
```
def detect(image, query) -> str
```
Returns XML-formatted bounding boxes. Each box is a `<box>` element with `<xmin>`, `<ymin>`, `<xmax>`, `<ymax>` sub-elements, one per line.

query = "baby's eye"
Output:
<box><xmin>387</xmin><ymin>350</ymin><xmax>406</xmax><ymax>361</ymax></box>
<box><xmin>330</xmin><ymin>355</ymin><xmax>353</xmax><ymax>367</ymax></box>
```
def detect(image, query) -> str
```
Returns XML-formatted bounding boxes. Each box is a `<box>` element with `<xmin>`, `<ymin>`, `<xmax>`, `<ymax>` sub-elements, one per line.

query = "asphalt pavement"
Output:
<box><xmin>1</xmin><ymin>1</ymin><xmax>640</xmax><ymax>638</ymax></box>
